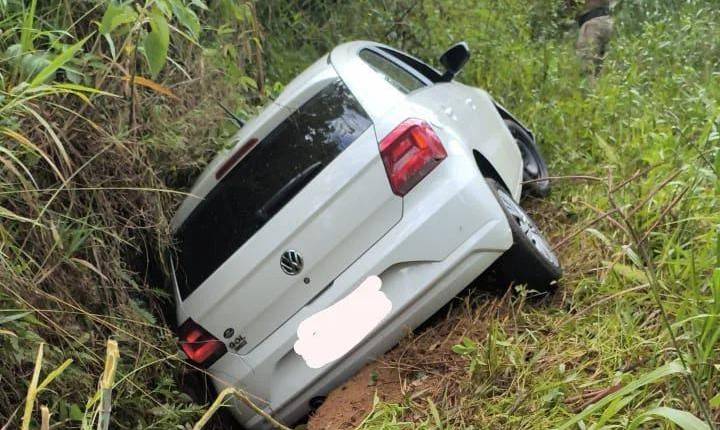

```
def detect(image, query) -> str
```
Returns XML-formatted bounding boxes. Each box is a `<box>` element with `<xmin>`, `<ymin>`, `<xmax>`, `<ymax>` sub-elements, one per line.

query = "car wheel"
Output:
<box><xmin>488</xmin><ymin>179</ymin><xmax>562</xmax><ymax>291</ymax></box>
<box><xmin>504</xmin><ymin>119</ymin><xmax>551</xmax><ymax>198</ymax></box>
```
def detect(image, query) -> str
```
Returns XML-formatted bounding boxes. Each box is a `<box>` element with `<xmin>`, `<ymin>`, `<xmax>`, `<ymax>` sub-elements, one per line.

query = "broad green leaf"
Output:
<box><xmin>709</xmin><ymin>392</ymin><xmax>720</xmax><ymax>408</ymax></box>
<box><xmin>29</xmin><ymin>35</ymin><xmax>91</xmax><ymax>87</ymax></box>
<box><xmin>591</xmin><ymin>392</ymin><xmax>639</xmax><ymax>429</ymax></box>
<box><xmin>556</xmin><ymin>360</ymin><xmax>687</xmax><ymax>430</ymax></box>
<box><xmin>611</xmin><ymin>262</ymin><xmax>648</xmax><ymax>284</ymax></box>
<box><xmin>53</xmin><ymin>83</ymin><xmax>117</xmax><ymax>97</ymax></box>
<box><xmin>103</xmin><ymin>33</ymin><xmax>117</xmax><ymax>58</ymax></box>
<box><xmin>170</xmin><ymin>0</ymin><xmax>201</xmax><ymax>39</ymax></box>
<box><xmin>586</xmin><ymin>227</ymin><xmax>613</xmax><ymax>247</ymax></box>
<box><xmin>154</xmin><ymin>0</ymin><xmax>172</xmax><ymax>17</ymax></box>
<box><xmin>628</xmin><ymin>407</ymin><xmax>710</xmax><ymax>430</ymax></box>
<box><xmin>20</xmin><ymin>52</ymin><xmax>50</xmax><ymax>79</ymax></box>
<box><xmin>596</xmin><ymin>134</ymin><xmax>619</xmax><ymax>165</ymax></box>
<box><xmin>143</xmin><ymin>9</ymin><xmax>170</xmax><ymax>78</ymax></box>
<box><xmin>99</xmin><ymin>2</ymin><xmax>138</xmax><ymax>35</ymax></box>
<box><xmin>68</xmin><ymin>403</ymin><xmax>84</xmax><ymax>421</ymax></box>
<box><xmin>190</xmin><ymin>0</ymin><xmax>208</xmax><ymax>10</ymax></box>
<box><xmin>37</xmin><ymin>359</ymin><xmax>73</xmax><ymax>392</ymax></box>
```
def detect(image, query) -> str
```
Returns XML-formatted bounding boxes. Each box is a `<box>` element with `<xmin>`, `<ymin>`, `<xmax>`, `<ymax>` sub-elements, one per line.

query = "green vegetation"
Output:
<box><xmin>1</xmin><ymin>0</ymin><xmax>718</xmax><ymax>429</ymax></box>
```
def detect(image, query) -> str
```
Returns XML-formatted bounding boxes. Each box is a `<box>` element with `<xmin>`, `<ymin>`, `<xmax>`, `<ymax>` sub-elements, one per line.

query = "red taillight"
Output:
<box><xmin>379</xmin><ymin>119</ymin><xmax>447</xmax><ymax>196</ymax></box>
<box><xmin>178</xmin><ymin>319</ymin><xmax>226</xmax><ymax>367</ymax></box>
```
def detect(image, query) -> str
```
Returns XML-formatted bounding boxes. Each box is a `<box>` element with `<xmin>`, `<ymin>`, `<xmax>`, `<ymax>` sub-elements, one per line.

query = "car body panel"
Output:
<box><xmin>329</xmin><ymin>41</ymin><xmax>408</xmax><ymax>123</ymax></box>
<box><xmin>332</xmin><ymin>41</ymin><xmax>522</xmax><ymax>200</ymax></box>
<box><xmin>181</xmin><ymin>126</ymin><xmax>403</xmax><ymax>354</ymax></box>
<box><xmin>209</xmin><ymin>152</ymin><xmax>512</xmax><ymax>428</ymax></box>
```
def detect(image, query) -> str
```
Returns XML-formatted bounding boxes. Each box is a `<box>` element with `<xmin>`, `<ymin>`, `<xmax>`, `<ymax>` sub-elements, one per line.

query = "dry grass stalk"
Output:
<box><xmin>192</xmin><ymin>387</ymin><xmax>291</xmax><ymax>430</ymax></box>
<box><xmin>21</xmin><ymin>343</ymin><xmax>43</xmax><ymax>430</ymax></box>
<box><xmin>97</xmin><ymin>340</ymin><xmax>120</xmax><ymax>430</ymax></box>
<box><xmin>40</xmin><ymin>405</ymin><xmax>49</xmax><ymax>430</ymax></box>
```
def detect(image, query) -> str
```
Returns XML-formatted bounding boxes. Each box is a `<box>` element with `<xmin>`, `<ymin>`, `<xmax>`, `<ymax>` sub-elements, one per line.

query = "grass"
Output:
<box><xmin>1</xmin><ymin>0</ymin><xmax>718</xmax><ymax>429</ymax></box>
<box><xmin>306</xmin><ymin>1</ymin><xmax>719</xmax><ymax>428</ymax></box>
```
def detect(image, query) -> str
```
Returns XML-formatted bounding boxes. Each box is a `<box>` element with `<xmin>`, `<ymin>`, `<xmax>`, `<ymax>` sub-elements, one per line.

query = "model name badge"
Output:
<box><xmin>293</xmin><ymin>276</ymin><xmax>392</xmax><ymax>369</ymax></box>
<box><xmin>228</xmin><ymin>335</ymin><xmax>247</xmax><ymax>352</ymax></box>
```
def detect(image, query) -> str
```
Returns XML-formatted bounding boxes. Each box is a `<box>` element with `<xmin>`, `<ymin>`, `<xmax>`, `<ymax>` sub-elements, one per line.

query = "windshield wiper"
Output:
<box><xmin>256</xmin><ymin>161</ymin><xmax>324</xmax><ymax>221</ymax></box>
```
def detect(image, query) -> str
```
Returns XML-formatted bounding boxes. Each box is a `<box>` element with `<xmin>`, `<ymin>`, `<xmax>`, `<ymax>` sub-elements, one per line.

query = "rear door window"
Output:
<box><xmin>378</xmin><ymin>47</ymin><xmax>443</xmax><ymax>83</ymax></box>
<box><xmin>359</xmin><ymin>49</ymin><xmax>426</xmax><ymax>94</ymax></box>
<box><xmin>173</xmin><ymin>80</ymin><xmax>372</xmax><ymax>299</ymax></box>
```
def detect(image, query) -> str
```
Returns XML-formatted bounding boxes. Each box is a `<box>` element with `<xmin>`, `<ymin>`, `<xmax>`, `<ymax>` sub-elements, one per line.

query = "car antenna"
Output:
<box><xmin>217</xmin><ymin>101</ymin><xmax>245</xmax><ymax>128</ymax></box>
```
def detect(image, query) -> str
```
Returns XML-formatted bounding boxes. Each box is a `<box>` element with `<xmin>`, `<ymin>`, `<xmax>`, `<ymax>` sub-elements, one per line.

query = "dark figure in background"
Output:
<box><xmin>575</xmin><ymin>0</ymin><xmax>614</xmax><ymax>76</ymax></box>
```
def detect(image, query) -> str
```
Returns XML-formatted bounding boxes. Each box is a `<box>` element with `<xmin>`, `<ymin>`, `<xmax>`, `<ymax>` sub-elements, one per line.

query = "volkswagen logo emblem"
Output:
<box><xmin>280</xmin><ymin>250</ymin><xmax>303</xmax><ymax>275</ymax></box>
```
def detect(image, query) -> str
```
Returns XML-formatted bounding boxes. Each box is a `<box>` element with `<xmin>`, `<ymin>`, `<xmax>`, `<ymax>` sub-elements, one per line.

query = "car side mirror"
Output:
<box><xmin>439</xmin><ymin>42</ymin><xmax>470</xmax><ymax>82</ymax></box>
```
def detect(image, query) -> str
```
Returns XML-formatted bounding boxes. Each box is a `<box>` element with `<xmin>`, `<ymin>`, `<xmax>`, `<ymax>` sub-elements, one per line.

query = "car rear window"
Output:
<box><xmin>173</xmin><ymin>80</ymin><xmax>372</xmax><ymax>299</ymax></box>
<box><xmin>359</xmin><ymin>49</ymin><xmax>426</xmax><ymax>94</ymax></box>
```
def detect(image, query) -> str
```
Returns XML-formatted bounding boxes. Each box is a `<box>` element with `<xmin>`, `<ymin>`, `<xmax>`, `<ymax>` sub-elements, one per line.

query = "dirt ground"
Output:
<box><xmin>307</xmin><ymin>290</ymin><xmax>506</xmax><ymax>430</ymax></box>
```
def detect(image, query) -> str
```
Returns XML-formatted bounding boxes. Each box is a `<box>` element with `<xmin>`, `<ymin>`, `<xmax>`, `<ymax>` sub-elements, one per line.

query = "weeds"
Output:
<box><xmin>1</xmin><ymin>0</ymin><xmax>265</xmax><ymax>428</ymax></box>
<box><xmin>294</xmin><ymin>0</ymin><xmax>719</xmax><ymax>428</ymax></box>
<box><xmin>1</xmin><ymin>0</ymin><xmax>719</xmax><ymax>429</ymax></box>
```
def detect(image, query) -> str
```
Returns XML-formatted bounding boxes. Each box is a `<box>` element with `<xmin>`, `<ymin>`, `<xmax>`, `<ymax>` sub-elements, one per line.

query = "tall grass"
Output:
<box><xmin>323</xmin><ymin>1</ymin><xmax>719</xmax><ymax>428</ymax></box>
<box><xmin>1</xmin><ymin>0</ymin><xmax>265</xmax><ymax>428</ymax></box>
<box><xmin>1</xmin><ymin>0</ymin><xmax>718</xmax><ymax>429</ymax></box>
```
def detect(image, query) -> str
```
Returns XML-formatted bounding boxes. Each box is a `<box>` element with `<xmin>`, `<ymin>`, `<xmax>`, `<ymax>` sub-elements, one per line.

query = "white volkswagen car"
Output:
<box><xmin>170</xmin><ymin>41</ymin><xmax>561</xmax><ymax>428</ymax></box>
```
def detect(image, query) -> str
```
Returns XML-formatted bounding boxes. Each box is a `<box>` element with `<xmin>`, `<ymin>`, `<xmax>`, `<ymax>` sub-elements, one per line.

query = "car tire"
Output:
<box><xmin>504</xmin><ymin>119</ymin><xmax>551</xmax><ymax>198</ymax></box>
<box><xmin>487</xmin><ymin>179</ymin><xmax>562</xmax><ymax>291</ymax></box>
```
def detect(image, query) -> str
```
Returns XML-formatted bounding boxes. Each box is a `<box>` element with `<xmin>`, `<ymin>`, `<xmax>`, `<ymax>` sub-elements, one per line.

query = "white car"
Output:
<box><xmin>170</xmin><ymin>41</ymin><xmax>561</xmax><ymax>429</ymax></box>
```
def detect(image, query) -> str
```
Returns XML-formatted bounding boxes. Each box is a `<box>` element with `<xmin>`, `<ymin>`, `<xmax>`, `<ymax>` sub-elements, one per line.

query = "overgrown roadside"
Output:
<box><xmin>1</xmin><ymin>0</ymin><xmax>719</xmax><ymax>429</ymax></box>
<box><xmin>0</xmin><ymin>1</ymin><xmax>267</xmax><ymax>427</ymax></box>
<box><xmin>292</xmin><ymin>1</ymin><xmax>720</xmax><ymax>428</ymax></box>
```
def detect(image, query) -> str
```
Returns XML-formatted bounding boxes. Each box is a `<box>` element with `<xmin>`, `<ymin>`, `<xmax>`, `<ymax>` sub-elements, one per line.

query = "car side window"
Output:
<box><xmin>359</xmin><ymin>49</ymin><xmax>426</xmax><ymax>94</ymax></box>
<box><xmin>379</xmin><ymin>47</ymin><xmax>443</xmax><ymax>83</ymax></box>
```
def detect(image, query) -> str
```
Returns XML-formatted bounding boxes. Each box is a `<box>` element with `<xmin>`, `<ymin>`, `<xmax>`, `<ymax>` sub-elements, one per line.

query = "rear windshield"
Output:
<box><xmin>173</xmin><ymin>80</ymin><xmax>371</xmax><ymax>299</ymax></box>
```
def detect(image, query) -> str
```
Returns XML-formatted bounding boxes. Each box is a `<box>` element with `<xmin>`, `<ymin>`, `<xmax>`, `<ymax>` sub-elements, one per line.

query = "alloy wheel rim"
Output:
<box><xmin>497</xmin><ymin>191</ymin><xmax>559</xmax><ymax>267</ymax></box>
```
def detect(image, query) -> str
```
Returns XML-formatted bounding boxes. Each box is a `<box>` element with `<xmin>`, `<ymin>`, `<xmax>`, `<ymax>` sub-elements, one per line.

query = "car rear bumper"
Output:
<box><xmin>202</xmin><ymin>149</ymin><xmax>515</xmax><ymax>429</ymax></box>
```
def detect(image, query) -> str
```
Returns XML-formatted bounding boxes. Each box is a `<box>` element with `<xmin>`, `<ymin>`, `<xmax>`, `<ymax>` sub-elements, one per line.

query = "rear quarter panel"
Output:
<box><xmin>331</xmin><ymin>41</ymin><xmax>523</xmax><ymax>200</ymax></box>
<box><xmin>404</xmin><ymin>82</ymin><xmax>524</xmax><ymax>200</ymax></box>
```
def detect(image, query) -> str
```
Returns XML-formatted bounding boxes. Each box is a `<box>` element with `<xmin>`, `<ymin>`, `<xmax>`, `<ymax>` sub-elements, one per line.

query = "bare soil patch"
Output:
<box><xmin>307</xmin><ymin>293</ymin><xmax>504</xmax><ymax>429</ymax></box>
